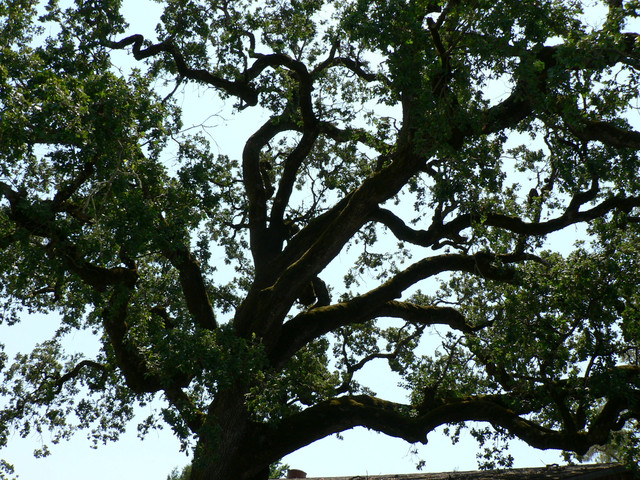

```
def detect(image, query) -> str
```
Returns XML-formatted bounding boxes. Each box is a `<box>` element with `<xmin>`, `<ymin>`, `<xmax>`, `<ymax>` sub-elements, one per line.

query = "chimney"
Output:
<box><xmin>287</xmin><ymin>469</ymin><xmax>307</xmax><ymax>479</ymax></box>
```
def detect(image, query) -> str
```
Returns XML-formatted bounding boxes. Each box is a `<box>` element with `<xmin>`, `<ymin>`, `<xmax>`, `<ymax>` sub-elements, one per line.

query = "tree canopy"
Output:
<box><xmin>2</xmin><ymin>0</ymin><xmax>640</xmax><ymax>478</ymax></box>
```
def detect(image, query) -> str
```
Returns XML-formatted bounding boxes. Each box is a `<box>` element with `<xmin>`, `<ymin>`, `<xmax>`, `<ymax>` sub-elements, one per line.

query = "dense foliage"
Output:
<box><xmin>2</xmin><ymin>0</ymin><xmax>640</xmax><ymax>478</ymax></box>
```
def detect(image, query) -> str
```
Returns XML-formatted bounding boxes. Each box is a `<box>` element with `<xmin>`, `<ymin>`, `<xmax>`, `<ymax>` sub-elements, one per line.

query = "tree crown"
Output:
<box><xmin>1</xmin><ymin>0</ymin><xmax>640</xmax><ymax>478</ymax></box>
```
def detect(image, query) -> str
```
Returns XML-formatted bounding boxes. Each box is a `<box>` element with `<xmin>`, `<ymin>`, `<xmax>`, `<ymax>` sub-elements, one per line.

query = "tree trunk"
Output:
<box><xmin>189</xmin><ymin>388</ymin><xmax>271</xmax><ymax>480</ymax></box>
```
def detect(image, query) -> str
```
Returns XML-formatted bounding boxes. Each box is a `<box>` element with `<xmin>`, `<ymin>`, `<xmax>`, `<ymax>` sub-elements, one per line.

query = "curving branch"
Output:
<box><xmin>242</xmin><ymin>118</ymin><xmax>297</xmax><ymax>272</ymax></box>
<box><xmin>484</xmin><ymin>194</ymin><xmax>640</xmax><ymax>236</ymax></box>
<box><xmin>372</xmin><ymin>192</ymin><xmax>640</xmax><ymax>249</ymax></box>
<box><xmin>335</xmin><ymin>322</ymin><xmax>425</xmax><ymax>394</ymax></box>
<box><xmin>268</xmin><ymin>149</ymin><xmax>428</xmax><ymax>289</ymax></box>
<box><xmin>54</xmin><ymin>360</ymin><xmax>108</xmax><ymax>394</ymax></box>
<box><xmin>245</xmin><ymin>52</ymin><xmax>310</xmax><ymax>83</ymax></box>
<box><xmin>477</xmin><ymin>35</ymin><xmax>639</xmax><ymax>138</ymax></box>
<box><xmin>105</xmin><ymin>35</ymin><xmax>379</xmax><ymax>111</ymax></box>
<box><xmin>270</xmin><ymin>251</ymin><xmax>522</xmax><ymax>364</ymax></box>
<box><xmin>6</xmin><ymin>361</ymin><xmax>106</xmax><ymax>420</ymax></box>
<box><xmin>101</xmin><ymin>279</ymin><xmax>195</xmax><ymax>394</ymax></box>
<box><xmin>477</xmin><ymin>46</ymin><xmax>557</xmax><ymax>135</ymax></box>
<box><xmin>267</xmin><ymin>67</ymin><xmax>320</xmax><ymax>247</ymax></box>
<box><xmin>101</xmin><ymin>283</ymin><xmax>162</xmax><ymax>394</ymax></box>
<box><xmin>317</xmin><ymin>121</ymin><xmax>390</xmax><ymax>152</ymax></box>
<box><xmin>377</xmin><ymin>300</ymin><xmax>490</xmax><ymax>333</ymax></box>
<box><xmin>268</xmin><ymin>129</ymin><xmax>319</xmax><ymax>244</ymax></box>
<box><xmin>370</xmin><ymin>207</ymin><xmax>468</xmax><ymax>249</ymax></box>
<box><xmin>51</xmin><ymin>160</ymin><xmax>96</xmax><ymax>208</ymax></box>
<box><xmin>164</xmin><ymin>387</ymin><xmax>206</xmax><ymax>433</ymax></box>
<box><xmin>312</xmin><ymin>56</ymin><xmax>379</xmax><ymax>83</ymax></box>
<box><xmin>103</xmin><ymin>35</ymin><xmax>259</xmax><ymax>106</ymax></box>
<box><xmin>4</xmin><ymin>194</ymin><xmax>138</xmax><ymax>292</ymax></box>
<box><xmin>252</xmin><ymin>383</ymin><xmax>638</xmax><ymax>468</ymax></box>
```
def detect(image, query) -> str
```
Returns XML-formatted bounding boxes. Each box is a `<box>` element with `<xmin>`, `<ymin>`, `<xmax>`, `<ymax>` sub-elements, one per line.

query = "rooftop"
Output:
<box><xmin>283</xmin><ymin>463</ymin><xmax>635</xmax><ymax>480</ymax></box>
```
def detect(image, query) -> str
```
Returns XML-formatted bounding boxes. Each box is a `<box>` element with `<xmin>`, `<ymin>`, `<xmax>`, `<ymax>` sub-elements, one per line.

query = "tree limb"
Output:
<box><xmin>372</xmin><ymin>192</ymin><xmax>640</xmax><ymax>249</ymax></box>
<box><xmin>270</xmin><ymin>252</ymin><xmax>521</xmax><ymax>364</ymax></box>
<box><xmin>253</xmin><ymin>386</ymin><xmax>636</xmax><ymax>468</ymax></box>
<box><xmin>370</xmin><ymin>207</ymin><xmax>468</xmax><ymax>249</ymax></box>
<box><xmin>242</xmin><ymin>118</ymin><xmax>297</xmax><ymax>273</ymax></box>
<box><xmin>103</xmin><ymin>35</ymin><xmax>259</xmax><ymax>106</ymax></box>
<box><xmin>569</xmin><ymin>119</ymin><xmax>640</xmax><ymax>149</ymax></box>
<box><xmin>54</xmin><ymin>360</ymin><xmax>108</xmax><ymax>394</ymax></box>
<box><xmin>377</xmin><ymin>300</ymin><xmax>489</xmax><ymax>333</ymax></box>
<box><xmin>312</xmin><ymin>56</ymin><xmax>379</xmax><ymax>83</ymax></box>
<box><xmin>160</xmin><ymin>244</ymin><xmax>217</xmax><ymax>330</ymax></box>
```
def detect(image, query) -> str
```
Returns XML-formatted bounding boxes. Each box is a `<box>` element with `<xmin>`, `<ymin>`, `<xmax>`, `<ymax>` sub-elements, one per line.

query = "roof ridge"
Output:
<box><xmin>286</xmin><ymin>463</ymin><xmax>630</xmax><ymax>480</ymax></box>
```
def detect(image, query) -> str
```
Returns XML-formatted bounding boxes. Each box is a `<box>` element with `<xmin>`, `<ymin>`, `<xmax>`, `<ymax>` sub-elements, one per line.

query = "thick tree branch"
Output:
<box><xmin>377</xmin><ymin>301</ymin><xmax>489</xmax><ymax>333</ymax></box>
<box><xmin>312</xmin><ymin>56</ymin><xmax>379</xmax><ymax>82</ymax></box>
<box><xmin>268</xmin><ymin>130</ymin><xmax>319</xmax><ymax>247</ymax></box>
<box><xmin>373</xmin><ymin>192</ymin><xmax>640</xmax><ymax>249</ymax></box>
<box><xmin>477</xmin><ymin>32</ymin><xmax>640</xmax><ymax>136</ymax></box>
<box><xmin>317</xmin><ymin>121</ymin><xmax>390</xmax><ymax>153</ymax></box>
<box><xmin>101</xmin><ymin>280</ymin><xmax>195</xmax><ymax>394</ymax></box>
<box><xmin>478</xmin><ymin>46</ymin><xmax>557</xmax><ymax>135</ymax></box>
<box><xmin>58</xmin><ymin>244</ymin><xmax>139</xmax><ymax>292</ymax></box>
<box><xmin>242</xmin><ymin>118</ymin><xmax>297</xmax><ymax>272</ymax></box>
<box><xmin>1</xmin><ymin>183</ymin><xmax>138</xmax><ymax>291</ymax></box>
<box><xmin>484</xmin><ymin>194</ymin><xmax>640</xmax><ymax>235</ymax></box>
<box><xmin>234</xmin><ymin>148</ymin><xmax>427</xmax><ymax>338</ymax></box>
<box><xmin>371</xmin><ymin>207</ymin><xmax>468</xmax><ymax>249</ymax></box>
<box><xmin>245</xmin><ymin>52</ymin><xmax>309</xmax><ymax>83</ymax></box>
<box><xmin>274</xmin><ymin>149</ymin><xmax>426</xmax><ymax>282</ymax></box>
<box><xmin>270</xmin><ymin>252</ymin><xmax>520</xmax><ymax>364</ymax></box>
<box><xmin>569</xmin><ymin>119</ymin><xmax>640</xmax><ymax>149</ymax></box>
<box><xmin>268</xmin><ymin>67</ymin><xmax>320</xmax><ymax>249</ymax></box>
<box><xmin>51</xmin><ymin>161</ymin><xmax>96</xmax><ymax>208</ymax></box>
<box><xmin>101</xmin><ymin>284</ymin><xmax>161</xmax><ymax>393</ymax></box>
<box><xmin>253</xmin><ymin>385</ymin><xmax>636</xmax><ymax>468</ymax></box>
<box><xmin>164</xmin><ymin>387</ymin><xmax>206</xmax><ymax>433</ymax></box>
<box><xmin>103</xmin><ymin>35</ymin><xmax>259</xmax><ymax>105</ymax></box>
<box><xmin>160</xmin><ymin>244</ymin><xmax>217</xmax><ymax>330</ymax></box>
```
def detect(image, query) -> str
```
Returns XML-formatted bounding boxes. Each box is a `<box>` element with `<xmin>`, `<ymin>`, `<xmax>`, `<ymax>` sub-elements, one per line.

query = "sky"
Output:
<box><xmin>0</xmin><ymin>0</ymin><xmax>623</xmax><ymax>478</ymax></box>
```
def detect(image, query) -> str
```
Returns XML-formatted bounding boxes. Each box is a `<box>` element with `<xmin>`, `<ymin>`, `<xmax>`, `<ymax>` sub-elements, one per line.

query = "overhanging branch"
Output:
<box><xmin>372</xmin><ymin>193</ymin><xmax>640</xmax><ymax>249</ymax></box>
<box><xmin>54</xmin><ymin>360</ymin><xmax>108</xmax><ymax>394</ymax></box>
<box><xmin>255</xmin><ymin>377</ymin><xmax>638</xmax><ymax>466</ymax></box>
<box><xmin>270</xmin><ymin>251</ymin><xmax>520</xmax><ymax>364</ymax></box>
<box><xmin>569</xmin><ymin>120</ymin><xmax>640</xmax><ymax>149</ymax></box>
<box><xmin>103</xmin><ymin>35</ymin><xmax>259</xmax><ymax>106</ymax></box>
<box><xmin>378</xmin><ymin>300</ymin><xmax>489</xmax><ymax>333</ymax></box>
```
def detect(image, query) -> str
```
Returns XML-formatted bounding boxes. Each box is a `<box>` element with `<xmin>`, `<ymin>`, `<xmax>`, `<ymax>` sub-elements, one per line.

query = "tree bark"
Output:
<box><xmin>190</xmin><ymin>388</ymin><xmax>270</xmax><ymax>480</ymax></box>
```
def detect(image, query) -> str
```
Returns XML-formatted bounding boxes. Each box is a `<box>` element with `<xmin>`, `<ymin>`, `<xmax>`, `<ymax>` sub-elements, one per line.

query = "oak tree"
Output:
<box><xmin>2</xmin><ymin>0</ymin><xmax>640</xmax><ymax>478</ymax></box>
